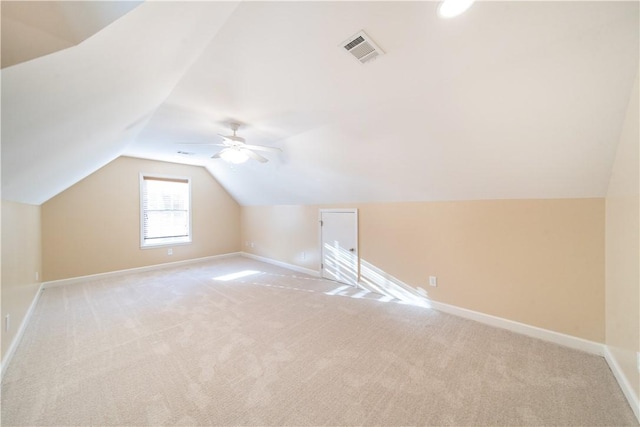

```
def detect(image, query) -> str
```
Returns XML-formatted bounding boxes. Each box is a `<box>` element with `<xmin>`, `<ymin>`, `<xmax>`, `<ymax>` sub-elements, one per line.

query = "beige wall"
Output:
<box><xmin>241</xmin><ymin>205</ymin><xmax>323</xmax><ymax>268</ymax></box>
<box><xmin>605</xmin><ymin>70</ymin><xmax>639</xmax><ymax>401</ymax></box>
<box><xmin>1</xmin><ymin>201</ymin><xmax>42</xmax><ymax>362</ymax></box>
<box><xmin>42</xmin><ymin>156</ymin><xmax>241</xmax><ymax>281</ymax></box>
<box><xmin>242</xmin><ymin>199</ymin><xmax>605</xmax><ymax>342</ymax></box>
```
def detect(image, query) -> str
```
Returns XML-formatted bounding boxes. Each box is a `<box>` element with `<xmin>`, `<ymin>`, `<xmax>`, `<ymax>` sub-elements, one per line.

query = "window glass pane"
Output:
<box><xmin>141</xmin><ymin>176</ymin><xmax>190</xmax><ymax>246</ymax></box>
<box><xmin>144</xmin><ymin>211</ymin><xmax>189</xmax><ymax>239</ymax></box>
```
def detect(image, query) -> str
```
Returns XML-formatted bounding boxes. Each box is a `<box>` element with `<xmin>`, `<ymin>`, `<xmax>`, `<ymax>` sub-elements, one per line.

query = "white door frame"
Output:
<box><xmin>319</xmin><ymin>208</ymin><xmax>359</xmax><ymax>285</ymax></box>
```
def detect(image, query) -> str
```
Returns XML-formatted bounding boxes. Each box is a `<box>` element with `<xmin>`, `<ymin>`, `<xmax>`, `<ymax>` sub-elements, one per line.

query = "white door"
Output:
<box><xmin>320</xmin><ymin>209</ymin><xmax>358</xmax><ymax>286</ymax></box>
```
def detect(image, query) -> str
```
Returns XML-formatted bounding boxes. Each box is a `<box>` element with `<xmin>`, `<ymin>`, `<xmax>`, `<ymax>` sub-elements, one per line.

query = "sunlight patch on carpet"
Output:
<box><xmin>213</xmin><ymin>270</ymin><xmax>261</xmax><ymax>281</ymax></box>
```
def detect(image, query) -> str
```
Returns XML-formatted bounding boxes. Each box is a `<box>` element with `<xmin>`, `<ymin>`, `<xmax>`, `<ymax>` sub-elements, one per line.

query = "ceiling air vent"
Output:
<box><xmin>340</xmin><ymin>30</ymin><xmax>384</xmax><ymax>64</ymax></box>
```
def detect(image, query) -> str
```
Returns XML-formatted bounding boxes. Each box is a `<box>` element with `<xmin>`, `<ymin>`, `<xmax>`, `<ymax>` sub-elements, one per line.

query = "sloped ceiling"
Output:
<box><xmin>2</xmin><ymin>1</ymin><xmax>241</xmax><ymax>204</ymax></box>
<box><xmin>2</xmin><ymin>1</ymin><xmax>639</xmax><ymax>206</ymax></box>
<box><xmin>1</xmin><ymin>1</ymin><xmax>143</xmax><ymax>68</ymax></box>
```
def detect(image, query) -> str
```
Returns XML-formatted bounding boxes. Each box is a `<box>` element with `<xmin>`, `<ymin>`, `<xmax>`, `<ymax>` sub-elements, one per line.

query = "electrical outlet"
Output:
<box><xmin>5</xmin><ymin>315</ymin><xmax>10</xmax><ymax>332</ymax></box>
<box><xmin>429</xmin><ymin>276</ymin><xmax>437</xmax><ymax>287</ymax></box>
<box><xmin>167</xmin><ymin>248</ymin><xmax>173</xmax><ymax>256</ymax></box>
<box><xmin>35</xmin><ymin>271</ymin><xmax>39</xmax><ymax>281</ymax></box>
<box><xmin>302</xmin><ymin>251</ymin><xmax>306</xmax><ymax>260</ymax></box>
<box><xmin>250</xmin><ymin>242</ymin><xmax>255</xmax><ymax>248</ymax></box>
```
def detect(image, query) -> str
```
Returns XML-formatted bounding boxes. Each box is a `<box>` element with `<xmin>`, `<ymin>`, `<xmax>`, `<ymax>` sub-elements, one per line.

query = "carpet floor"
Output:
<box><xmin>1</xmin><ymin>256</ymin><xmax>637</xmax><ymax>426</ymax></box>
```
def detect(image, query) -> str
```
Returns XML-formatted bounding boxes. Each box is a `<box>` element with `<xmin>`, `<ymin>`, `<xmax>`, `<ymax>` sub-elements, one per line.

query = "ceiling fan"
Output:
<box><xmin>181</xmin><ymin>123</ymin><xmax>281</xmax><ymax>164</ymax></box>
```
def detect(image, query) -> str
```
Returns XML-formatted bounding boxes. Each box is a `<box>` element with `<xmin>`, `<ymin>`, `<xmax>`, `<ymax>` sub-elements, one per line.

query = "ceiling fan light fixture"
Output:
<box><xmin>220</xmin><ymin>148</ymin><xmax>249</xmax><ymax>164</ymax></box>
<box><xmin>438</xmin><ymin>0</ymin><xmax>475</xmax><ymax>18</ymax></box>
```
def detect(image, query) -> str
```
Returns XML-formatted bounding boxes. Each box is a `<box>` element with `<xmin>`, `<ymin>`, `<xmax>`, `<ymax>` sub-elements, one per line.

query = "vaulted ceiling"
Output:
<box><xmin>2</xmin><ymin>1</ymin><xmax>638</xmax><ymax>206</ymax></box>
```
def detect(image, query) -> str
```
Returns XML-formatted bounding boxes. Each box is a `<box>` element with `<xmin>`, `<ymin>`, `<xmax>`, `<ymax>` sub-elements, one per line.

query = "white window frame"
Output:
<box><xmin>139</xmin><ymin>173</ymin><xmax>192</xmax><ymax>249</ymax></box>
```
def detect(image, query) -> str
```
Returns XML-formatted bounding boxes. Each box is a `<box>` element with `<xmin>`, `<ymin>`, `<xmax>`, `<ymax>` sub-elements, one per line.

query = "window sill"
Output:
<box><xmin>141</xmin><ymin>237</ymin><xmax>192</xmax><ymax>249</ymax></box>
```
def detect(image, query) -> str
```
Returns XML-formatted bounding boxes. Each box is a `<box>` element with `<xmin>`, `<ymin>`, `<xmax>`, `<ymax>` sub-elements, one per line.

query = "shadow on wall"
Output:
<box><xmin>323</xmin><ymin>243</ymin><xmax>431</xmax><ymax>308</ymax></box>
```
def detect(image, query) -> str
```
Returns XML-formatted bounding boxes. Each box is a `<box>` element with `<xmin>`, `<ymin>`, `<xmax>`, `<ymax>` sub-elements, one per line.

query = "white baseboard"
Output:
<box><xmin>3</xmin><ymin>253</ymin><xmax>241</xmax><ymax>379</ymax></box>
<box><xmin>6</xmin><ymin>251</ymin><xmax>635</xmax><ymax>423</ymax></box>
<box><xmin>428</xmin><ymin>300</ymin><xmax>604</xmax><ymax>356</ymax></box>
<box><xmin>604</xmin><ymin>346</ymin><xmax>640</xmax><ymax>423</ymax></box>
<box><xmin>43</xmin><ymin>252</ymin><xmax>242</xmax><ymax>289</ymax></box>
<box><xmin>239</xmin><ymin>253</ymin><xmax>602</xmax><ymax>356</ymax></box>
<box><xmin>1</xmin><ymin>283</ymin><xmax>44</xmax><ymax>381</ymax></box>
<box><xmin>241</xmin><ymin>252</ymin><xmax>320</xmax><ymax>277</ymax></box>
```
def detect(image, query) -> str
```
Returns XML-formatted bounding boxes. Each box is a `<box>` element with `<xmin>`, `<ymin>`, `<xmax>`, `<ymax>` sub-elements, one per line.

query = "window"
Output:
<box><xmin>140</xmin><ymin>174</ymin><xmax>191</xmax><ymax>247</ymax></box>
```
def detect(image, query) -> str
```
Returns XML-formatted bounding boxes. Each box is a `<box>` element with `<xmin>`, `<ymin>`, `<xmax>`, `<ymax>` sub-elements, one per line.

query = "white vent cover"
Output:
<box><xmin>340</xmin><ymin>30</ymin><xmax>384</xmax><ymax>64</ymax></box>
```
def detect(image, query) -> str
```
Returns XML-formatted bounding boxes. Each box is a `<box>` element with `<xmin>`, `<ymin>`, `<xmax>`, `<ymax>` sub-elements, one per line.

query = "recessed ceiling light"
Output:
<box><xmin>438</xmin><ymin>0</ymin><xmax>475</xmax><ymax>18</ymax></box>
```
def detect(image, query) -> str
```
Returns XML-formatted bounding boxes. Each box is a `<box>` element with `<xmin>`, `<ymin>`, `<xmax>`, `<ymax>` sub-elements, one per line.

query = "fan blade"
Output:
<box><xmin>243</xmin><ymin>144</ymin><xmax>282</xmax><ymax>153</ymax></box>
<box><xmin>242</xmin><ymin>149</ymin><xmax>268</xmax><ymax>163</ymax></box>
<box><xmin>211</xmin><ymin>148</ymin><xmax>230</xmax><ymax>159</ymax></box>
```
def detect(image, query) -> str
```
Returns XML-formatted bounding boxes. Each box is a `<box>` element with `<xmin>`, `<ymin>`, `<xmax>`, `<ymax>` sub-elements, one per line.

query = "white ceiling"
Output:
<box><xmin>2</xmin><ymin>1</ymin><xmax>638</xmax><ymax>206</ymax></box>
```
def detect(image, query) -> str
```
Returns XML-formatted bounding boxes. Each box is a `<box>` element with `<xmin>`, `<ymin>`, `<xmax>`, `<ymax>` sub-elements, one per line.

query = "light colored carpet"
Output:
<box><xmin>1</xmin><ymin>256</ymin><xmax>637</xmax><ymax>426</ymax></box>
